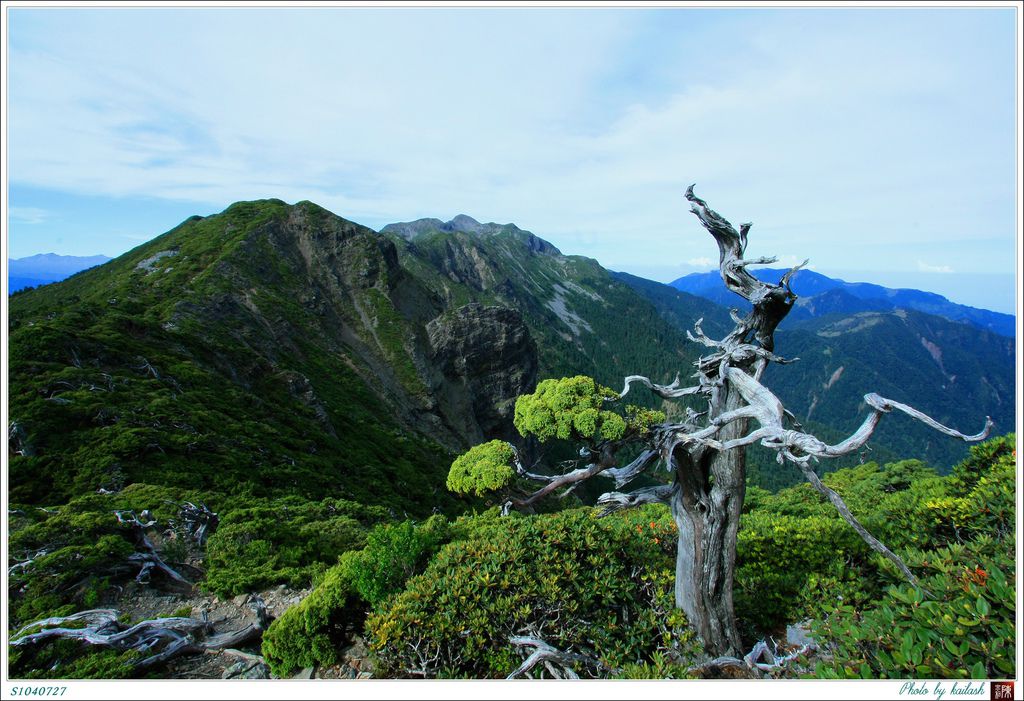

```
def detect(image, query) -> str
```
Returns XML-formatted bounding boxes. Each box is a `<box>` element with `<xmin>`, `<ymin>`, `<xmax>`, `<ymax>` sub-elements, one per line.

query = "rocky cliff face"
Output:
<box><xmin>427</xmin><ymin>303</ymin><xmax>538</xmax><ymax>445</ymax></box>
<box><xmin>164</xmin><ymin>202</ymin><xmax>541</xmax><ymax>451</ymax></box>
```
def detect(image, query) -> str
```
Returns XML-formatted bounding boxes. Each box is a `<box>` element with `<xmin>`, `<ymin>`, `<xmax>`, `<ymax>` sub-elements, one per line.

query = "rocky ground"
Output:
<box><xmin>108</xmin><ymin>580</ymin><xmax>372</xmax><ymax>679</ymax></box>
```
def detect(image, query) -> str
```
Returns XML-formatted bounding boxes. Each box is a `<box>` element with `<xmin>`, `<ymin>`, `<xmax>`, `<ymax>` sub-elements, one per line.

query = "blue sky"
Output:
<box><xmin>5</xmin><ymin>6</ymin><xmax>1020</xmax><ymax>312</ymax></box>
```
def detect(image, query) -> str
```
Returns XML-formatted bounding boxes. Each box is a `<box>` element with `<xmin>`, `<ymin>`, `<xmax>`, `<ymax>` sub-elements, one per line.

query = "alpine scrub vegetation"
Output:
<box><xmin>365</xmin><ymin>507</ymin><xmax>697</xmax><ymax>679</ymax></box>
<box><xmin>256</xmin><ymin>435</ymin><xmax>1015</xmax><ymax>680</ymax></box>
<box><xmin>808</xmin><ymin>434</ymin><xmax>1017</xmax><ymax>679</ymax></box>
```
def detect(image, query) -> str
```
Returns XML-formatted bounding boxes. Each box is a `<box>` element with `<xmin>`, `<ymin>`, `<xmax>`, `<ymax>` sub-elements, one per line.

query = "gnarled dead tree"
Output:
<box><xmin>479</xmin><ymin>186</ymin><xmax>991</xmax><ymax>659</ymax></box>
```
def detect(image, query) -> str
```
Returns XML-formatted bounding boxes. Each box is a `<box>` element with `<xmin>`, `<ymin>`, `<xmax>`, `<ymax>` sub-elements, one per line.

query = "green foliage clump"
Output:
<box><xmin>367</xmin><ymin>506</ymin><xmax>697</xmax><ymax>678</ymax></box>
<box><xmin>345</xmin><ymin>517</ymin><xmax>450</xmax><ymax>605</ymax></box>
<box><xmin>261</xmin><ymin>515</ymin><xmax>451</xmax><ymax>677</ymax></box>
<box><xmin>733</xmin><ymin>445</ymin><xmax>1016</xmax><ymax>644</ymax></box>
<box><xmin>447</xmin><ymin>441</ymin><xmax>516</xmax><ymax>496</ymax></box>
<box><xmin>613</xmin><ymin>652</ymin><xmax>698</xmax><ymax>679</ymax></box>
<box><xmin>735</xmin><ymin>512</ymin><xmax>864</xmax><ymax>634</ymax></box>
<box><xmin>811</xmin><ymin>539</ymin><xmax>1015</xmax><ymax>679</ymax></box>
<box><xmin>929</xmin><ymin>433</ymin><xmax>1016</xmax><ymax>542</ymax></box>
<box><xmin>732</xmin><ymin>459</ymin><xmax>940</xmax><ymax>634</ymax></box>
<box><xmin>203</xmin><ymin>496</ymin><xmax>388</xmax><ymax>597</ymax></box>
<box><xmin>624</xmin><ymin>404</ymin><xmax>666</xmax><ymax>436</ymax></box>
<box><xmin>9</xmin><ymin>641</ymin><xmax>141</xmax><ymax>680</ymax></box>
<box><xmin>261</xmin><ymin>563</ymin><xmax>364</xmax><ymax>678</ymax></box>
<box><xmin>513</xmin><ymin>376</ymin><xmax>624</xmax><ymax>443</ymax></box>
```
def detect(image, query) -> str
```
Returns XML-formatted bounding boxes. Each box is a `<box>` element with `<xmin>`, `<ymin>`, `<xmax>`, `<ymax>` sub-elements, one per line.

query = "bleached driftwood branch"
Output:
<box><xmin>10</xmin><ymin>598</ymin><xmax>271</xmax><ymax>671</ymax></box>
<box><xmin>618</xmin><ymin>375</ymin><xmax>701</xmax><ymax>400</ymax></box>
<box><xmin>506</xmin><ymin>636</ymin><xmax>616</xmax><ymax>679</ymax></box>
<box><xmin>116</xmin><ymin>509</ymin><xmax>192</xmax><ymax>586</ymax></box>
<box><xmin>689</xmin><ymin>638</ymin><xmax>814</xmax><ymax>678</ymax></box>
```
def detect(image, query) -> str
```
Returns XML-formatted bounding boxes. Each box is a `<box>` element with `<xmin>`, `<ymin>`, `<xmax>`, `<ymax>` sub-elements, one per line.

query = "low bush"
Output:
<box><xmin>809</xmin><ymin>436</ymin><xmax>1017</xmax><ymax>679</ymax></box>
<box><xmin>202</xmin><ymin>496</ymin><xmax>389</xmax><ymax>597</ymax></box>
<box><xmin>734</xmin><ymin>511</ymin><xmax>865</xmax><ymax>635</ymax></box>
<box><xmin>8</xmin><ymin>641</ymin><xmax>142</xmax><ymax>680</ymax></box>
<box><xmin>260</xmin><ymin>564</ymin><xmax>364</xmax><ymax>678</ymax></box>
<box><xmin>366</xmin><ymin>506</ymin><xmax>697</xmax><ymax>678</ymax></box>
<box><xmin>810</xmin><ymin>539</ymin><xmax>1015</xmax><ymax>679</ymax></box>
<box><xmin>344</xmin><ymin>516</ymin><xmax>450</xmax><ymax>606</ymax></box>
<box><xmin>261</xmin><ymin>515</ymin><xmax>451</xmax><ymax>676</ymax></box>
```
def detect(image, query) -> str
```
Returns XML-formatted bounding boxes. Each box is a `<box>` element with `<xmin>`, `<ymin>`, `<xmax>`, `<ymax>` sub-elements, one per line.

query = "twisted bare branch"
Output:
<box><xmin>10</xmin><ymin>599</ymin><xmax>271</xmax><ymax>671</ymax></box>
<box><xmin>603</xmin><ymin>449</ymin><xmax>660</xmax><ymax>489</ymax></box>
<box><xmin>507</xmin><ymin>636</ymin><xmax>616</xmax><ymax>679</ymax></box>
<box><xmin>618</xmin><ymin>375</ymin><xmax>701</xmax><ymax>400</ymax></box>
<box><xmin>596</xmin><ymin>484</ymin><xmax>675</xmax><ymax>517</ymax></box>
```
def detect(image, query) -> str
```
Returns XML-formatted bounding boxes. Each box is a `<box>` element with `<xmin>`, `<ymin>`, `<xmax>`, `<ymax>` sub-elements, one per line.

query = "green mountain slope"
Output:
<box><xmin>616</xmin><ymin>274</ymin><xmax>1015</xmax><ymax>483</ymax></box>
<box><xmin>771</xmin><ymin>309</ymin><xmax>1014</xmax><ymax>468</ymax></box>
<box><xmin>8</xmin><ymin>201</ymin><xmax>475</xmax><ymax>512</ymax></box>
<box><xmin>8</xmin><ymin>203</ymin><xmax>707</xmax><ymax>513</ymax></box>
<box><xmin>382</xmin><ymin>216</ymin><xmax>698</xmax><ymax>386</ymax></box>
<box><xmin>10</xmin><ymin>201</ymin><xmax>1011</xmax><ymax>513</ymax></box>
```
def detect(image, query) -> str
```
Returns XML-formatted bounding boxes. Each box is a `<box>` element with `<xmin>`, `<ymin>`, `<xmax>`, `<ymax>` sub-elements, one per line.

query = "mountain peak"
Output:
<box><xmin>446</xmin><ymin>214</ymin><xmax>483</xmax><ymax>233</ymax></box>
<box><xmin>381</xmin><ymin>214</ymin><xmax>497</xmax><ymax>239</ymax></box>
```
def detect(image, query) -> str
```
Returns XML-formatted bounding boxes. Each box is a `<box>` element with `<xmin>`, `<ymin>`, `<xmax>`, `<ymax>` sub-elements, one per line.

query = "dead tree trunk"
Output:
<box><xmin>662</xmin><ymin>187</ymin><xmax>795</xmax><ymax>656</ymax></box>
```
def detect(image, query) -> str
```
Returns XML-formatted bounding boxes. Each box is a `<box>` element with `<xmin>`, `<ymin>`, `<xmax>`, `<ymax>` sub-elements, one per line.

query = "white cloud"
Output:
<box><xmin>5</xmin><ymin>8</ymin><xmax>1016</xmax><ymax>275</ymax></box>
<box><xmin>8</xmin><ymin>206</ymin><xmax>50</xmax><ymax>224</ymax></box>
<box><xmin>686</xmin><ymin>256</ymin><xmax>715</xmax><ymax>268</ymax></box>
<box><xmin>917</xmin><ymin>260</ymin><xmax>954</xmax><ymax>274</ymax></box>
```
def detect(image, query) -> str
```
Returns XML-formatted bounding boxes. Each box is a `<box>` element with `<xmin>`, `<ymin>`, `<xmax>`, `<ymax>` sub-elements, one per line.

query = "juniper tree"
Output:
<box><xmin>447</xmin><ymin>186</ymin><xmax>992</xmax><ymax>659</ymax></box>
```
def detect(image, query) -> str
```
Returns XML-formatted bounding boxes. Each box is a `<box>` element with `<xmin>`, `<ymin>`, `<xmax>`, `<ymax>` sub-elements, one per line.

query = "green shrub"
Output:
<box><xmin>731</xmin><ymin>459</ymin><xmax>952</xmax><ymax>635</ymax></box>
<box><xmin>810</xmin><ymin>540</ymin><xmax>1016</xmax><ymax>679</ymax></box>
<box><xmin>447</xmin><ymin>441</ymin><xmax>516</xmax><ymax>496</ymax></box>
<box><xmin>366</xmin><ymin>506</ymin><xmax>697</xmax><ymax>678</ymax></box>
<box><xmin>735</xmin><ymin>511</ymin><xmax>865</xmax><ymax>634</ymax></box>
<box><xmin>809</xmin><ymin>435</ymin><xmax>1017</xmax><ymax>679</ymax></box>
<box><xmin>260</xmin><ymin>564</ymin><xmax>364</xmax><ymax>678</ymax></box>
<box><xmin>203</xmin><ymin>496</ymin><xmax>388</xmax><ymax>597</ymax></box>
<box><xmin>613</xmin><ymin>652</ymin><xmax>698</xmax><ymax>680</ymax></box>
<box><xmin>928</xmin><ymin>434</ymin><xmax>1015</xmax><ymax>542</ymax></box>
<box><xmin>260</xmin><ymin>515</ymin><xmax>451</xmax><ymax>677</ymax></box>
<box><xmin>9</xmin><ymin>641</ymin><xmax>141</xmax><ymax>680</ymax></box>
<box><xmin>346</xmin><ymin>516</ymin><xmax>449</xmax><ymax>606</ymax></box>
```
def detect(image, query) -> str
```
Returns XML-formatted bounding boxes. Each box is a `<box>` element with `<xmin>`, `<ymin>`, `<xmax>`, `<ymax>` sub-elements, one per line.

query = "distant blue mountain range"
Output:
<box><xmin>670</xmin><ymin>268</ymin><xmax>1016</xmax><ymax>338</ymax></box>
<box><xmin>8</xmin><ymin>253</ymin><xmax>111</xmax><ymax>293</ymax></box>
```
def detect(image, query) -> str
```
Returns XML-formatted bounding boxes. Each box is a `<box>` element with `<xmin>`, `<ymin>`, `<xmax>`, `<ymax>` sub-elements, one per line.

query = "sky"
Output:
<box><xmin>4</xmin><ymin>5</ymin><xmax>1020</xmax><ymax>313</ymax></box>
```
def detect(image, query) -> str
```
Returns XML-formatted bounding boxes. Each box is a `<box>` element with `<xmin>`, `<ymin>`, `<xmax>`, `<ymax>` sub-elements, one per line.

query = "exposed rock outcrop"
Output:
<box><xmin>427</xmin><ymin>303</ymin><xmax>538</xmax><ymax>445</ymax></box>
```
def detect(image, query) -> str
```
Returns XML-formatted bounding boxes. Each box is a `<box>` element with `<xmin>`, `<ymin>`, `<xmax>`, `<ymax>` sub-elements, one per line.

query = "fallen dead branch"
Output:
<box><xmin>10</xmin><ymin>598</ymin><xmax>271</xmax><ymax>672</ymax></box>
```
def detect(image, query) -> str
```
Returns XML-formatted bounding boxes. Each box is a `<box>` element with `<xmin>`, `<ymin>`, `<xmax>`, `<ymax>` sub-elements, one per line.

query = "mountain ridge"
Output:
<box><xmin>7</xmin><ymin>199</ymin><xmax>701</xmax><ymax>511</ymax></box>
<box><xmin>8</xmin><ymin>199</ymin><xmax>1014</xmax><ymax>507</ymax></box>
<box><xmin>670</xmin><ymin>267</ymin><xmax>1015</xmax><ymax>337</ymax></box>
<box><xmin>8</xmin><ymin>253</ymin><xmax>113</xmax><ymax>293</ymax></box>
